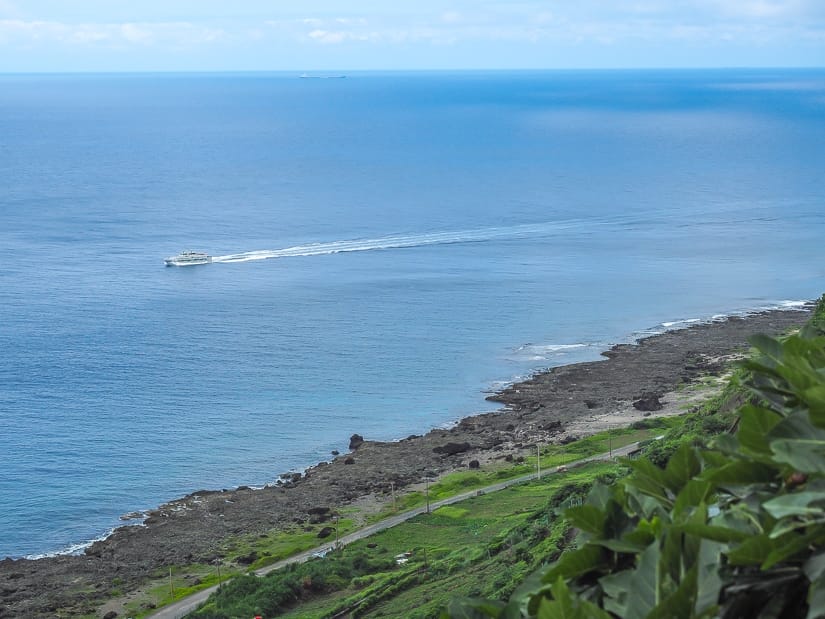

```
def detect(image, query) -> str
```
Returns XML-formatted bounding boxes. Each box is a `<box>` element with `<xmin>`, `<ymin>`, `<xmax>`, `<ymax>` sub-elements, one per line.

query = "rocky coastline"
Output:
<box><xmin>0</xmin><ymin>305</ymin><xmax>813</xmax><ymax>618</ymax></box>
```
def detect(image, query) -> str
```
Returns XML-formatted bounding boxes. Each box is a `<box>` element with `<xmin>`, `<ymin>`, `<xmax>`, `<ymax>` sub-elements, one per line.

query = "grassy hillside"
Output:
<box><xmin>185</xmin><ymin>412</ymin><xmax>730</xmax><ymax>618</ymax></box>
<box><xmin>151</xmin><ymin>297</ymin><xmax>825</xmax><ymax>619</ymax></box>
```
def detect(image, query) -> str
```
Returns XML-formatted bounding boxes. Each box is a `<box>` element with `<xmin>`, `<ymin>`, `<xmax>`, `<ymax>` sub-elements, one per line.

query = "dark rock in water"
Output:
<box><xmin>433</xmin><ymin>442</ymin><xmax>471</xmax><ymax>456</ymax></box>
<box><xmin>349</xmin><ymin>434</ymin><xmax>364</xmax><ymax>450</ymax></box>
<box><xmin>317</xmin><ymin>526</ymin><xmax>335</xmax><ymax>539</ymax></box>
<box><xmin>633</xmin><ymin>393</ymin><xmax>663</xmax><ymax>411</ymax></box>
<box><xmin>331</xmin><ymin>450</ymin><xmax>340</xmax><ymax>456</ymax></box>
<box><xmin>468</xmin><ymin>460</ymin><xmax>480</xmax><ymax>469</ymax></box>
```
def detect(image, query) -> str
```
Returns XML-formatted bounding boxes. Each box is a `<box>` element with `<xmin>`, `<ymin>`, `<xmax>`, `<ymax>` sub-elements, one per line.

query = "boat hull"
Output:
<box><xmin>164</xmin><ymin>252</ymin><xmax>212</xmax><ymax>267</ymax></box>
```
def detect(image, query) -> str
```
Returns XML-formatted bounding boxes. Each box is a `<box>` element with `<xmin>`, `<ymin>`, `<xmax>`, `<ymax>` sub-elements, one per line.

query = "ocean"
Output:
<box><xmin>0</xmin><ymin>69</ymin><xmax>823</xmax><ymax>558</ymax></box>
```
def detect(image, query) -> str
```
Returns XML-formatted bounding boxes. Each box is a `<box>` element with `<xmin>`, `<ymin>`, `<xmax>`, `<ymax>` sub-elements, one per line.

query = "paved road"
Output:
<box><xmin>149</xmin><ymin>441</ymin><xmax>640</xmax><ymax>618</ymax></box>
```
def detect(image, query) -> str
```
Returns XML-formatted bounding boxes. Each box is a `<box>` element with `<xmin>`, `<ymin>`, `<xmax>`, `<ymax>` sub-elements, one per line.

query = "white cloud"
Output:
<box><xmin>281</xmin><ymin>2</ymin><xmax>825</xmax><ymax>51</ymax></box>
<box><xmin>2</xmin><ymin>1</ymin><xmax>824</xmax><ymax>70</ymax></box>
<box><xmin>308</xmin><ymin>29</ymin><xmax>346</xmax><ymax>44</ymax></box>
<box><xmin>0</xmin><ymin>18</ymin><xmax>224</xmax><ymax>48</ymax></box>
<box><xmin>441</xmin><ymin>11</ymin><xmax>462</xmax><ymax>24</ymax></box>
<box><xmin>0</xmin><ymin>0</ymin><xmax>19</xmax><ymax>18</ymax></box>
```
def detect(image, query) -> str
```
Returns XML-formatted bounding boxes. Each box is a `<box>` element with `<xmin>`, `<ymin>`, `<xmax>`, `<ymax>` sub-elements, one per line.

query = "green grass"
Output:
<box><xmin>183</xmin><ymin>405</ymin><xmax>733</xmax><ymax>618</ymax></box>
<box><xmin>117</xmin><ymin>416</ymin><xmax>689</xmax><ymax>618</ymax></box>
<box><xmin>367</xmin><ymin>419</ymin><xmax>678</xmax><ymax>525</ymax></box>
<box><xmin>204</xmin><ymin>462</ymin><xmax>622</xmax><ymax>619</ymax></box>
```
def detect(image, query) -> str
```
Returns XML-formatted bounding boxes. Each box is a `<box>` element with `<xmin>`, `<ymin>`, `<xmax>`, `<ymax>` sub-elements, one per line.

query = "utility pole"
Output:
<box><xmin>609</xmin><ymin>435</ymin><xmax>613</xmax><ymax>458</ymax></box>
<box><xmin>536</xmin><ymin>443</ymin><xmax>541</xmax><ymax>479</ymax></box>
<box><xmin>169</xmin><ymin>567</ymin><xmax>174</xmax><ymax>599</ymax></box>
<box><xmin>425</xmin><ymin>476</ymin><xmax>430</xmax><ymax>513</ymax></box>
<box><xmin>334</xmin><ymin>514</ymin><xmax>340</xmax><ymax>550</ymax></box>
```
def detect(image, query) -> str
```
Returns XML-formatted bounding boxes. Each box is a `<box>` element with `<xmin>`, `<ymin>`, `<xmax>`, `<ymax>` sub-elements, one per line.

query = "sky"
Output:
<box><xmin>0</xmin><ymin>0</ymin><xmax>823</xmax><ymax>72</ymax></box>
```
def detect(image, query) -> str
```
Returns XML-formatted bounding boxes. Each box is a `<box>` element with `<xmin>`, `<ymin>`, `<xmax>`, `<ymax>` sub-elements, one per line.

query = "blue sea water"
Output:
<box><xmin>1</xmin><ymin>69</ymin><xmax>823</xmax><ymax>558</ymax></box>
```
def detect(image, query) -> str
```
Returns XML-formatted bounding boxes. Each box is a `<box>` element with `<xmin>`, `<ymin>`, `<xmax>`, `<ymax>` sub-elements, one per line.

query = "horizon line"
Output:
<box><xmin>1</xmin><ymin>65</ymin><xmax>824</xmax><ymax>77</ymax></box>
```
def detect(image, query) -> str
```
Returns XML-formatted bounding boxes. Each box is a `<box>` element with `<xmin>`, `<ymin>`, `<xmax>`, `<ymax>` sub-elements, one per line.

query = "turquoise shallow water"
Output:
<box><xmin>0</xmin><ymin>69</ymin><xmax>823</xmax><ymax>558</ymax></box>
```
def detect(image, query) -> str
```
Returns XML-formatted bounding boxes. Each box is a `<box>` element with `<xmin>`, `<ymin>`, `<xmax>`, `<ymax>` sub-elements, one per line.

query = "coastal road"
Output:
<box><xmin>148</xmin><ymin>441</ymin><xmax>641</xmax><ymax>619</ymax></box>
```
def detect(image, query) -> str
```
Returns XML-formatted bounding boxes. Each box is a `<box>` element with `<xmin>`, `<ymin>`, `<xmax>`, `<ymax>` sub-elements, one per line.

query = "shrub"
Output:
<box><xmin>444</xmin><ymin>328</ymin><xmax>825</xmax><ymax>619</ymax></box>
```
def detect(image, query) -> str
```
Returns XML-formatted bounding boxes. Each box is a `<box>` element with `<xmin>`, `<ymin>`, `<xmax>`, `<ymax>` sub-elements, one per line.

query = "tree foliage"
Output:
<box><xmin>190</xmin><ymin>551</ymin><xmax>397</xmax><ymax>618</ymax></box>
<box><xmin>445</xmin><ymin>324</ymin><xmax>825</xmax><ymax>619</ymax></box>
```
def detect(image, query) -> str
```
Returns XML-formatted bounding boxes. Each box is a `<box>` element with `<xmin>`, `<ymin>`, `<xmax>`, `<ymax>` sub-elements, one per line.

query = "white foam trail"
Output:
<box><xmin>211</xmin><ymin>221</ymin><xmax>577</xmax><ymax>264</ymax></box>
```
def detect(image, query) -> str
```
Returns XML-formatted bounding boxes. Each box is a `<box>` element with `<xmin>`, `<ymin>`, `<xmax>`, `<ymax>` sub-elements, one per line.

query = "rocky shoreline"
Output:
<box><xmin>0</xmin><ymin>305</ymin><xmax>813</xmax><ymax>618</ymax></box>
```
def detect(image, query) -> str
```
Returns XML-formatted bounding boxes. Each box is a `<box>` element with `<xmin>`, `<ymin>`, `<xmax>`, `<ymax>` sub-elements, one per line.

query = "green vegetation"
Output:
<box><xmin>807</xmin><ymin>293</ymin><xmax>825</xmax><ymax>337</ymax></box>
<box><xmin>150</xmin><ymin>301</ymin><xmax>825</xmax><ymax>619</ymax></box>
<box><xmin>178</xmin><ymin>400</ymin><xmax>711</xmax><ymax>617</ymax></box>
<box><xmin>190</xmin><ymin>464</ymin><xmax>619</xmax><ymax>619</ymax></box>
<box><xmin>446</xmin><ymin>315</ymin><xmax>825</xmax><ymax>618</ymax></box>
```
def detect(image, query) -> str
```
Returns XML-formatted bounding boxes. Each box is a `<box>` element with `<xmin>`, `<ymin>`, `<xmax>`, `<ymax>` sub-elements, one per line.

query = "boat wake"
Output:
<box><xmin>211</xmin><ymin>221</ymin><xmax>578</xmax><ymax>264</ymax></box>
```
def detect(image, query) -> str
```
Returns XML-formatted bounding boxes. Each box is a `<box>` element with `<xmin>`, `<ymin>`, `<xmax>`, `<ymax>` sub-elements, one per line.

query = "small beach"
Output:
<box><xmin>0</xmin><ymin>304</ymin><xmax>812</xmax><ymax>618</ymax></box>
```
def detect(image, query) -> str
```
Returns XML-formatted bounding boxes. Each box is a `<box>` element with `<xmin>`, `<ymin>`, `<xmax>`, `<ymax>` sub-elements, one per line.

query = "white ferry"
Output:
<box><xmin>164</xmin><ymin>251</ymin><xmax>212</xmax><ymax>267</ymax></box>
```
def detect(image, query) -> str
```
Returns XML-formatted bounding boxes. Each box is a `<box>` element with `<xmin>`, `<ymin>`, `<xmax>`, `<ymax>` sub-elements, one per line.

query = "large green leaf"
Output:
<box><xmin>624</xmin><ymin>543</ymin><xmax>660</xmax><ymax>619</ymax></box>
<box><xmin>647</xmin><ymin>563</ymin><xmax>698</xmax><ymax>619</ymax></box>
<box><xmin>674</xmin><ymin>522</ymin><xmax>750</xmax><ymax>544</ymax></box>
<box><xmin>694</xmin><ymin>539</ymin><xmax>724</xmax><ymax>616</ymax></box>
<box><xmin>599</xmin><ymin>570</ymin><xmax>633</xmax><ymax>616</ymax></box>
<box><xmin>808</xmin><ymin>575</ymin><xmax>825</xmax><ymax>619</ymax></box>
<box><xmin>565</xmin><ymin>505</ymin><xmax>607</xmax><ymax>537</ymax></box>
<box><xmin>540</xmin><ymin>545</ymin><xmax>607</xmax><ymax>585</ymax></box>
<box><xmin>769</xmin><ymin>411</ymin><xmax>825</xmax><ymax>441</ymax></box>
<box><xmin>586</xmin><ymin>484</ymin><xmax>612</xmax><ymax>512</ymax></box>
<box><xmin>763</xmin><ymin>528</ymin><xmax>825</xmax><ymax>569</ymax></box>
<box><xmin>672</xmin><ymin>480</ymin><xmax>712</xmax><ymax>521</ymax></box>
<box><xmin>507</xmin><ymin>564</ymin><xmax>552</xmax><ymax>616</ymax></box>
<box><xmin>737</xmin><ymin>404</ymin><xmax>783</xmax><ymax>456</ymax></box>
<box><xmin>771</xmin><ymin>439</ymin><xmax>825</xmax><ymax>474</ymax></box>
<box><xmin>535</xmin><ymin>578</ymin><xmax>614</xmax><ymax>619</ymax></box>
<box><xmin>726</xmin><ymin>534</ymin><xmax>777</xmax><ymax>566</ymax></box>
<box><xmin>763</xmin><ymin>491</ymin><xmax>825</xmax><ymax>520</ymax></box>
<box><xmin>804</xmin><ymin>551</ymin><xmax>825</xmax><ymax>583</ymax></box>
<box><xmin>624</xmin><ymin>458</ymin><xmax>672</xmax><ymax>506</ymax></box>
<box><xmin>625</xmin><ymin>490</ymin><xmax>669</xmax><ymax>521</ymax></box>
<box><xmin>593</xmin><ymin>538</ymin><xmax>649</xmax><ymax>554</ymax></box>
<box><xmin>664</xmin><ymin>443</ymin><xmax>702</xmax><ymax>494</ymax></box>
<box><xmin>750</xmin><ymin>334</ymin><xmax>786</xmax><ymax>367</ymax></box>
<box><xmin>804</xmin><ymin>385</ymin><xmax>825</xmax><ymax>424</ymax></box>
<box><xmin>702</xmin><ymin>460</ymin><xmax>778</xmax><ymax>485</ymax></box>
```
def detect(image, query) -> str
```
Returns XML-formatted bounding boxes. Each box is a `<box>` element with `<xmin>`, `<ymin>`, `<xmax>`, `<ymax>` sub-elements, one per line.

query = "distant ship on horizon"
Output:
<box><xmin>164</xmin><ymin>251</ymin><xmax>212</xmax><ymax>267</ymax></box>
<box><xmin>299</xmin><ymin>73</ymin><xmax>346</xmax><ymax>79</ymax></box>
